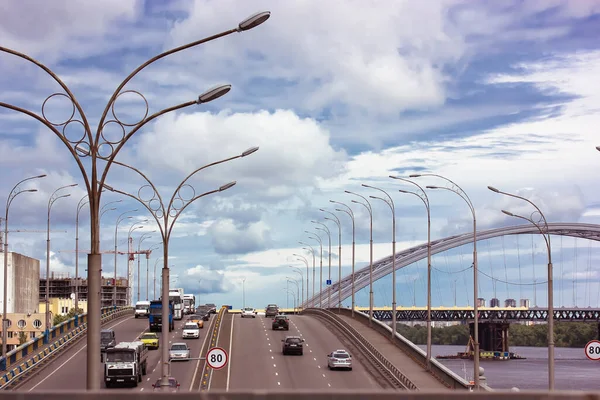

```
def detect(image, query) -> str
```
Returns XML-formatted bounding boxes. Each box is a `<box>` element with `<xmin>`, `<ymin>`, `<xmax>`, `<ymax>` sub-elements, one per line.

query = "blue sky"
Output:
<box><xmin>1</xmin><ymin>0</ymin><xmax>600</xmax><ymax>310</ymax></box>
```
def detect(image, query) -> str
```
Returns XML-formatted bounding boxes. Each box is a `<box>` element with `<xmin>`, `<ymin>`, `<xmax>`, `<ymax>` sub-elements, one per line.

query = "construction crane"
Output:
<box><xmin>0</xmin><ymin>217</ymin><xmax>67</xmax><ymax>248</ymax></box>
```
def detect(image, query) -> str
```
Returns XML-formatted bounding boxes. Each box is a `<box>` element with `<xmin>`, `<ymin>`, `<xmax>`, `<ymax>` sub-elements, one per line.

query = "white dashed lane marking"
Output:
<box><xmin>289</xmin><ymin>316</ymin><xmax>332</xmax><ymax>387</ymax></box>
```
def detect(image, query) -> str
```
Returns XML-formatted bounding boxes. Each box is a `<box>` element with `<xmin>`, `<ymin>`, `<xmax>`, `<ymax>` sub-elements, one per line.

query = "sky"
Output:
<box><xmin>1</xmin><ymin>0</ymin><xmax>600</xmax><ymax>310</ymax></box>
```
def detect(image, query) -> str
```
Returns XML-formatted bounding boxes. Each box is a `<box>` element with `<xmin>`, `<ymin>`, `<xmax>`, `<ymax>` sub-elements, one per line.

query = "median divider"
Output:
<box><xmin>303</xmin><ymin>308</ymin><xmax>417</xmax><ymax>390</ymax></box>
<box><xmin>199</xmin><ymin>306</ymin><xmax>227</xmax><ymax>391</ymax></box>
<box><xmin>0</xmin><ymin>306</ymin><xmax>133</xmax><ymax>389</ymax></box>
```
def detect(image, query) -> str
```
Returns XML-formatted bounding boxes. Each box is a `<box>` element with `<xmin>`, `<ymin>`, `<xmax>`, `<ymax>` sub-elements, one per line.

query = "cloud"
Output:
<box><xmin>208</xmin><ymin>219</ymin><xmax>271</xmax><ymax>255</ymax></box>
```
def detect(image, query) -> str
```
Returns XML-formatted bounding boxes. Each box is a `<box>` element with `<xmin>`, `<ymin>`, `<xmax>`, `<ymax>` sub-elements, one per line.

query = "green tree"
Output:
<box><xmin>18</xmin><ymin>331</ymin><xmax>28</xmax><ymax>345</ymax></box>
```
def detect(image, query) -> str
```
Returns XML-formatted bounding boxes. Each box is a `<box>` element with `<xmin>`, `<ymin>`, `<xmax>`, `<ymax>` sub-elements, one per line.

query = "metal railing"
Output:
<box><xmin>302</xmin><ymin>308</ymin><xmax>417</xmax><ymax>390</ymax></box>
<box><xmin>0</xmin><ymin>307</ymin><xmax>132</xmax><ymax>389</ymax></box>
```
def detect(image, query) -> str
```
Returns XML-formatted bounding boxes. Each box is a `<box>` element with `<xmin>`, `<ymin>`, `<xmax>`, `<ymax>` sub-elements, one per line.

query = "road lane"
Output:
<box><xmin>206</xmin><ymin>313</ymin><xmax>233</xmax><ymax>389</ymax></box>
<box><xmin>21</xmin><ymin>316</ymin><xmax>148</xmax><ymax>391</ymax></box>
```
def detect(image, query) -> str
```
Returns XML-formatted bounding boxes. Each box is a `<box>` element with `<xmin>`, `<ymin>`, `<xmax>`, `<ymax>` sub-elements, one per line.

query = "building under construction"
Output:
<box><xmin>39</xmin><ymin>272</ymin><xmax>129</xmax><ymax>307</ymax></box>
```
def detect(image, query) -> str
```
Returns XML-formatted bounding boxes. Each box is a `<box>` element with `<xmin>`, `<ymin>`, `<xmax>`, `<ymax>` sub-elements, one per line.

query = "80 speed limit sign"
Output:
<box><xmin>206</xmin><ymin>347</ymin><xmax>228</xmax><ymax>369</ymax></box>
<box><xmin>585</xmin><ymin>340</ymin><xmax>600</xmax><ymax>361</ymax></box>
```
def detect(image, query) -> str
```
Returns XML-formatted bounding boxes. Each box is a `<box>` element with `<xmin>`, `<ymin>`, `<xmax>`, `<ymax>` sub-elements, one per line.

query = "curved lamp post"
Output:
<box><xmin>114</xmin><ymin>210</ymin><xmax>137</xmax><ymax>305</ymax></box>
<box><xmin>128</xmin><ymin>221</ymin><xmax>148</xmax><ymax>304</ymax></box>
<box><xmin>286</xmin><ymin>278</ymin><xmax>300</xmax><ymax>313</ymax></box>
<box><xmin>345</xmin><ymin>190</ymin><xmax>374</xmax><ymax>325</ymax></box>
<box><xmin>389</xmin><ymin>176</ymin><xmax>432</xmax><ymax>370</ymax></box>
<box><xmin>330</xmin><ymin>200</ymin><xmax>355</xmax><ymax>317</ymax></box>
<box><xmin>46</xmin><ymin>184</ymin><xmax>78</xmax><ymax>335</ymax></box>
<box><xmin>309</xmin><ymin>223</ymin><xmax>331</xmax><ymax>307</ymax></box>
<box><xmin>2</xmin><ymin>174</ymin><xmax>46</xmax><ymax>357</ymax></box>
<box><xmin>289</xmin><ymin>266</ymin><xmax>304</xmax><ymax>308</ymax></box>
<box><xmin>147</xmin><ymin>243</ymin><xmax>162</xmax><ymax>301</ymax></box>
<box><xmin>305</xmin><ymin>233</ymin><xmax>323</xmax><ymax>308</ymax></box>
<box><xmin>0</xmin><ymin>10</ymin><xmax>270</xmax><ymax>389</ymax></box>
<box><xmin>102</xmin><ymin>147</ymin><xmax>257</xmax><ymax>386</ymax></box>
<box><xmin>136</xmin><ymin>231</ymin><xmax>155</xmax><ymax>303</ymax></box>
<box><xmin>362</xmin><ymin>184</ymin><xmax>397</xmax><ymax>340</ymax></box>
<box><xmin>410</xmin><ymin>173</ymin><xmax>480</xmax><ymax>388</ymax></box>
<box><xmin>298</xmin><ymin>244</ymin><xmax>316</xmax><ymax>306</ymax></box>
<box><xmin>293</xmin><ymin>253</ymin><xmax>310</xmax><ymax>308</ymax></box>
<box><xmin>321</xmin><ymin>209</ymin><xmax>342</xmax><ymax>312</ymax></box>
<box><xmin>488</xmin><ymin>185</ymin><xmax>554</xmax><ymax>390</ymax></box>
<box><xmin>75</xmin><ymin>194</ymin><xmax>90</xmax><ymax>312</ymax></box>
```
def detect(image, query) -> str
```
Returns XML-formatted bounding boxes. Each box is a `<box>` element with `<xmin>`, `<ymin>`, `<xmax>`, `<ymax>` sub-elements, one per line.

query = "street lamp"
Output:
<box><xmin>321</xmin><ymin>209</ymin><xmax>342</xmax><ymax>312</ymax></box>
<box><xmin>298</xmin><ymin>244</ymin><xmax>316</xmax><ymax>306</ymax></box>
<box><xmin>46</xmin><ymin>183</ymin><xmax>78</xmax><ymax>336</ymax></box>
<box><xmin>2</xmin><ymin>173</ymin><xmax>46</xmax><ymax>357</ymax></box>
<box><xmin>345</xmin><ymin>190</ymin><xmax>374</xmax><ymax>325</ymax></box>
<box><xmin>147</xmin><ymin>243</ymin><xmax>162</xmax><ymax>301</ymax></box>
<box><xmin>488</xmin><ymin>185</ymin><xmax>555</xmax><ymax>390</ymax></box>
<box><xmin>137</xmin><ymin>231</ymin><xmax>155</xmax><ymax>303</ymax></box>
<box><xmin>103</xmin><ymin>148</ymin><xmax>257</xmax><ymax>387</ymax></box>
<box><xmin>289</xmin><ymin>267</ymin><xmax>304</xmax><ymax>308</ymax></box>
<box><xmin>362</xmin><ymin>184</ymin><xmax>397</xmax><ymax>340</ymax></box>
<box><xmin>293</xmin><ymin>253</ymin><xmax>310</xmax><ymax>308</ymax></box>
<box><xmin>0</xmin><ymin>9</ymin><xmax>270</xmax><ymax>389</ymax></box>
<box><xmin>114</xmin><ymin>210</ymin><xmax>137</xmax><ymax>305</ymax></box>
<box><xmin>284</xmin><ymin>288</ymin><xmax>297</xmax><ymax>313</ymax></box>
<box><xmin>389</xmin><ymin>176</ymin><xmax>432</xmax><ymax>371</ymax></box>
<box><xmin>287</xmin><ymin>278</ymin><xmax>300</xmax><ymax>313</ymax></box>
<box><xmin>330</xmin><ymin>200</ymin><xmax>356</xmax><ymax>317</ymax></box>
<box><xmin>410</xmin><ymin>173</ymin><xmax>480</xmax><ymax>388</ymax></box>
<box><xmin>305</xmin><ymin>232</ymin><xmax>323</xmax><ymax>308</ymax></box>
<box><xmin>127</xmin><ymin>221</ymin><xmax>147</xmax><ymax>305</ymax></box>
<box><xmin>100</xmin><ymin>200</ymin><xmax>122</xmax><ymax>223</ymax></box>
<box><xmin>309</xmin><ymin>223</ymin><xmax>331</xmax><ymax>307</ymax></box>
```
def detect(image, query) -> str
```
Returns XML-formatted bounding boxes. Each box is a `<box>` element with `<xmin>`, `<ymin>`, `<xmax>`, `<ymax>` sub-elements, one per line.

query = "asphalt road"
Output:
<box><xmin>19</xmin><ymin>315</ymin><xmax>214</xmax><ymax>392</ymax></box>
<box><xmin>226</xmin><ymin>313</ymin><xmax>381</xmax><ymax>390</ymax></box>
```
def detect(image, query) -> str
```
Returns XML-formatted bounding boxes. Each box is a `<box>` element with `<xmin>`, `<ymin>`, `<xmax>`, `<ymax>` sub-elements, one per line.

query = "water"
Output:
<box><xmin>417</xmin><ymin>345</ymin><xmax>600</xmax><ymax>390</ymax></box>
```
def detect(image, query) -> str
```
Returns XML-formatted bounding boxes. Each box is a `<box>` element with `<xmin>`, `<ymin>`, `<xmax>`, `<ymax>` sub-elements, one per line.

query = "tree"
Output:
<box><xmin>18</xmin><ymin>331</ymin><xmax>28</xmax><ymax>345</ymax></box>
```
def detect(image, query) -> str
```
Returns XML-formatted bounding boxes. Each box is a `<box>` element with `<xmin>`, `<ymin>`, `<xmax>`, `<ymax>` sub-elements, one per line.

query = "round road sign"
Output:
<box><xmin>206</xmin><ymin>347</ymin><xmax>228</xmax><ymax>369</ymax></box>
<box><xmin>585</xmin><ymin>340</ymin><xmax>600</xmax><ymax>361</ymax></box>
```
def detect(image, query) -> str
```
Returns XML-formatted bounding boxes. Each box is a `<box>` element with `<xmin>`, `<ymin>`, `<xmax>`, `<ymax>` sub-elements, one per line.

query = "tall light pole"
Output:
<box><xmin>309</xmin><ymin>223</ymin><xmax>331</xmax><ymax>307</ymax></box>
<box><xmin>287</xmin><ymin>278</ymin><xmax>300</xmax><ymax>313</ymax></box>
<box><xmin>298</xmin><ymin>244</ymin><xmax>316</xmax><ymax>306</ymax></box>
<box><xmin>2</xmin><ymin>173</ymin><xmax>45</xmax><ymax>357</ymax></box>
<box><xmin>285</xmin><ymin>288</ymin><xmax>297</xmax><ymax>313</ymax></box>
<box><xmin>242</xmin><ymin>277</ymin><xmax>246</xmax><ymax>309</ymax></box>
<box><xmin>345</xmin><ymin>190</ymin><xmax>374</xmax><ymax>325</ymax></box>
<box><xmin>488</xmin><ymin>185</ymin><xmax>555</xmax><ymax>390</ymax></box>
<box><xmin>0</xmin><ymin>10</ymin><xmax>270</xmax><ymax>389</ymax></box>
<box><xmin>75</xmin><ymin>194</ymin><xmax>89</xmax><ymax>312</ymax></box>
<box><xmin>390</xmin><ymin>176</ymin><xmax>432</xmax><ymax>370</ymax></box>
<box><xmin>411</xmin><ymin>173</ymin><xmax>480</xmax><ymax>388</ymax></box>
<box><xmin>103</xmin><ymin>147</ymin><xmax>258</xmax><ymax>387</ymax></box>
<box><xmin>293</xmin><ymin>253</ymin><xmax>310</xmax><ymax>307</ymax></box>
<box><xmin>147</xmin><ymin>243</ymin><xmax>162</xmax><ymax>301</ymax></box>
<box><xmin>153</xmin><ymin>257</ymin><xmax>162</xmax><ymax>300</ymax></box>
<box><xmin>362</xmin><ymin>184</ymin><xmax>397</xmax><ymax>339</ymax></box>
<box><xmin>46</xmin><ymin>184</ymin><xmax>77</xmax><ymax>335</ymax></box>
<box><xmin>128</xmin><ymin>220</ymin><xmax>147</xmax><ymax>305</ymax></box>
<box><xmin>289</xmin><ymin>267</ymin><xmax>304</xmax><ymax>307</ymax></box>
<box><xmin>137</xmin><ymin>231</ymin><xmax>155</xmax><ymax>303</ymax></box>
<box><xmin>321</xmin><ymin>209</ymin><xmax>342</xmax><ymax>312</ymax></box>
<box><xmin>305</xmin><ymin>233</ymin><xmax>323</xmax><ymax>308</ymax></box>
<box><xmin>114</xmin><ymin>210</ymin><xmax>137</xmax><ymax>305</ymax></box>
<box><xmin>330</xmin><ymin>200</ymin><xmax>355</xmax><ymax>316</ymax></box>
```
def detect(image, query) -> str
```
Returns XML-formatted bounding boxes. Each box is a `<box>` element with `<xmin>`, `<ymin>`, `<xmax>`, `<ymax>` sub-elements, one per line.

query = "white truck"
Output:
<box><xmin>134</xmin><ymin>300</ymin><xmax>151</xmax><ymax>318</ymax></box>
<box><xmin>183</xmin><ymin>294</ymin><xmax>195</xmax><ymax>315</ymax></box>
<box><xmin>169</xmin><ymin>288</ymin><xmax>185</xmax><ymax>320</ymax></box>
<box><xmin>104</xmin><ymin>341</ymin><xmax>148</xmax><ymax>388</ymax></box>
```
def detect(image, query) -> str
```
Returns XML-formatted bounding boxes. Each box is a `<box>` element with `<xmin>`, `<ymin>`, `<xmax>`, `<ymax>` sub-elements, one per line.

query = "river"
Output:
<box><xmin>417</xmin><ymin>345</ymin><xmax>600</xmax><ymax>390</ymax></box>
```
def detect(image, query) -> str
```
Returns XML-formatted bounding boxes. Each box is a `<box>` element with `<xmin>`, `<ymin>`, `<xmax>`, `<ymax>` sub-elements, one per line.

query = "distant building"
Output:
<box><xmin>490</xmin><ymin>298</ymin><xmax>500</xmax><ymax>308</ymax></box>
<box><xmin>476</xmin><ymin>298</ymin><xmax>486</xmax><ymax>307</ymax></box>
<box><xmin>0</xmin><ymin>312</ymin><xmax>46</xmax><ymax>352</ymax></box>
<box><xmin>519</xmin><ymin>299</ymin><xmax>530</xmax><ymax>308</ymax></box>
<box><xmin>505</xmin><ymin>298</ymin><xmax>517</xmax><ymax>307</ymax></box>
<box><xmin>39</xmin><ymin>298</ymin><xmax>88</xmax><ymax>316</ymax></box>
<box><xmin>39</xmin><ymin>273</ymin><xmax>129</xmax><ymax>307</ymax></box>
<box><xmin>0</xmin><ymin>252</ymin><xmax>40</xmax><ymax>314</ymax></box>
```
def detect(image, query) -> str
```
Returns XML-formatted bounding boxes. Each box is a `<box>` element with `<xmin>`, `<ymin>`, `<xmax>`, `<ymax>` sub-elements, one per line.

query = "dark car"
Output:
<box><xmin>205</xmin><ymin>304</ymin><xmax>217</xmax><ymax>314</ymax></box>
<box><xmin>265</xmin><ymin>305</ymin><xmax>278</xmax><ymax>318</ymax></box>
<box><xmin>272</xmin><ymin>315</ymin><xmax>289</xmax><ymax>330</ymax></box>
<box><xmin>282</xmin><ymin>336</ymin><xmax>304</xmax><ymax>355</ymax></box>
<box><xmin>152</xmin><ymin>377</ymin><xmax>180</xmax><ymax>392</ymax></box>
<box><xmin>196</xmin><ymin>311</ymin><xmax>210</xmax><ymax>321</ymax></box>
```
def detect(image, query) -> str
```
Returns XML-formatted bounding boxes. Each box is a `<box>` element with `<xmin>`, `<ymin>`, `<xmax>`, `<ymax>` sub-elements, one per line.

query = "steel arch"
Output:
<box><xmin>303</xmin><ymin>222</ymin><xmax>600</xmax><ymax>307</ymax></box>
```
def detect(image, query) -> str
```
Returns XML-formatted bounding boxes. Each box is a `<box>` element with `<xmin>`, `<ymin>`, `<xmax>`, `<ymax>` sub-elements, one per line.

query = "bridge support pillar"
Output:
<box><xmin>470</xmin><ymin>322</ymin><xmax>510</xmax><ymax>353</ymax></box>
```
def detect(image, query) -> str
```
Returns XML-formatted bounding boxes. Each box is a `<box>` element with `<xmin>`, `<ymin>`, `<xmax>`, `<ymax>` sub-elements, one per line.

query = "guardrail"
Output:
<box><xmin>199</xmin><ymin>306</ymin><xmax>227</xmax><ymax>391</ymax></box>
<box><xmin>0</xmin><ymin>306</ymin><xmax>133</xmax><ymax>389</ymax></box>
<box><xmin>303</xmin><ymin>308</ymin><xmax>417</xmax><ymax>390</ymax></box>
<box><xmin>332</xmin><ymin>308</ymin><xmax>485</xmax><ymax>391</ymax></box>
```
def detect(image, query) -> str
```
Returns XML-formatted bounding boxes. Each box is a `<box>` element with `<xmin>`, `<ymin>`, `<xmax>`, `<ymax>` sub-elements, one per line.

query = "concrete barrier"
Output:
<box><xmin>0</xmin><ymin>306</ymin><xmax>133</xmax><ymax>389</ymax></box>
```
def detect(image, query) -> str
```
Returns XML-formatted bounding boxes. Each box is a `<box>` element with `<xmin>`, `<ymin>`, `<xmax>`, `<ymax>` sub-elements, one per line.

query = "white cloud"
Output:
<box><xmin>208</xmin><ymin>219</ymin><xmax>271</xmax><ymax>255</ymax></box>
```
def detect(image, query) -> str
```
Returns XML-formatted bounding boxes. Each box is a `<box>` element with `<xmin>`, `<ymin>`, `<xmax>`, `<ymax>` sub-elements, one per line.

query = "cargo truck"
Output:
<box><xmin>149</xmin><ymin>300</ymin><xmax>174</xmax><ymax>332</ymax></box>
<box><xmin>104</xmin><ymin>341</ymin><xmax>148</xmax><ymax>387</ymax></box>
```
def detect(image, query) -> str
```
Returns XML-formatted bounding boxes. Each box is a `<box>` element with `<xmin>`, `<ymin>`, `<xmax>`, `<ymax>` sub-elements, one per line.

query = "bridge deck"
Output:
<box><xmin>338</xmin><ymin>315</ymin><xmax>448</xmax><ymax>390</ymax></box>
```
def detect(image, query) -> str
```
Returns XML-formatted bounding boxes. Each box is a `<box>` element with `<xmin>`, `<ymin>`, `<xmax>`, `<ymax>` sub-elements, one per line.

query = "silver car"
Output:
<box><xmin>327</xmin><ymin>349</ymin><xmax>353</xmax><ymax>370</ymax></box>
<box><xmin>169</xmin><ymin>343</ymin><xmax>190</xmax><ymax>361</ymax></box>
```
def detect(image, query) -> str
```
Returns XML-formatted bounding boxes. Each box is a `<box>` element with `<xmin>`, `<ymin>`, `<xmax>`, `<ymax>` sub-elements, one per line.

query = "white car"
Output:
<box><xmin>182</xmin><ymin>323</ymin><xmax>200</xmax><ymax>339</ymax></box>
<box><xmin>241</xmin><ymin>307</ymin><xmax>256</xmax><ymax>318</ymax></box>
<box><xmin>327</xmin><ymin>349</ymin><xmax>353</xmax><ymax>370</ymax></box>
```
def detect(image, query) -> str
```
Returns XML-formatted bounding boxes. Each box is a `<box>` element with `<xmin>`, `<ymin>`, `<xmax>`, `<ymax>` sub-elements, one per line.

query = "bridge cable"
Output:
<box><xmin>432</xmin><ymin>255</ymin><xmax>444</xmax><ymax>306</ymax></box>
<box><xmin>501</xmin><ymin>235</ymin><xmax>510</xmax><ymax>300</ymax></box>
<box><xmin>516</xmin><ymin>235</ymin><xmax>523</xmax><ymax>301</ymax></box>
<box><xmin>486</xmin><ymin>240</ymin><xmax>496</xmax><ymax>299</ymax></box>
<box><xmin>573</xmin><ymin>237</ymin><xmax>578</xmax><ymax>307</ymax></box>
<box><xmin>478</xmin><ymin>269</ymin><xmax>546</xmax><ymax>286</ymax></box>
<box><xmin>459</xmin><ymin>252</ymin><xmax>470</xmax><ymax>306</ymax></box>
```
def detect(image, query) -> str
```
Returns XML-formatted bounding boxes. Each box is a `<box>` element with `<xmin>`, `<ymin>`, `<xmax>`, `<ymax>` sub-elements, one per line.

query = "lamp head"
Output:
<box><xmin>103</xmin><ymin>184</ymin><xmax>115</xmax><ymax>192</ymax></box>
<box><xmin>426</xmin><ymin>185</ymin><xmax>439</xmax><ymax>189</ymax></box>
<box><xmin>26</xmin><ymin>189</ymin><xmax>37</xmax><ymax>193</ymax></box>
<box><xmin>68</xmin><ymin>184</ymin><xmax>78</xmax><ymax>188</ymax></box>
<box><xmin>241</xmin><ymin>147</ymin><xmax>259</xmax><ymax>157</ymax></box>
<box><xmin>361</xmin><ymin>184</ymin><xmax>369</xmax><ymax>188</ymax></box>
<box><xmin>198</xmin><ymin>84</ymin><xmax>232</xmax><ymax>104</ymax></box>
<box><xmin>596</xmin><ymin>146</ymin><xmax>600</xmax><ymax>152</ymax></box>
<box><xmin>487</xmin><ymin>186</ymin><xmax>500</xmax><ymax>193</ymax></box>
<box><xmin>319</xmin><ymin>208</ymin><xmax>326</xmax><ymax>212</ymax></box>
<box><xmin>238</xmin><ymin>11</ymin><xmax>271</xmax><ymax>31</ymax></box>
<box><xmin>36</xmin><ymin>174</ymin><xmax>47</xmax><ymax>178</ymax></box>
<box><xmin>369</xmin><ymin>195</ymin><xmax>376</xmax><ymax>199</ymax></box>
<box><xmin>409</xmin><ymin>174</ymin><xmax>421</xmax><ymax>178</ymax></box>
<box><xmin>398</xmin><ymin>189</ymin><xmax>409</xmax><ymax>194</ymax></box>
<box><xmin>219</xmin><ymin>181</ymin><xmax>236</xmax><ymax>191</ymax></box>
<box><xmin>344</xmin><ymin>190</ymin><xmax>352</xmax><ymax>194</ymax></box>
<box><xmin>335</xmin><ymin>208</ymin><xmax>343</xmax><ymax>212</ymax></box>
<box><xmin>501</xmin><ymin>210</ymin><xmax>514</xmax><ymax>217</ymax></box>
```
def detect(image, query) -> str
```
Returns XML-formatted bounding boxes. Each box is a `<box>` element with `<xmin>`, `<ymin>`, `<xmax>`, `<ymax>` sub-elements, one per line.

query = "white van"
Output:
<box><xmin>135</xmin><ymin>301</ymin><xmax>151</xmax><ymax>318</ymax></box>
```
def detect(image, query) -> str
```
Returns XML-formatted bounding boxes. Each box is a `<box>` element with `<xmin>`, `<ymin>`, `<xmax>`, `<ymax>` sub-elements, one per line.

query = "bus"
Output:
<box><xmin>183</xmin><ymin>294</ymin><xmax>195</xmax><ymax>315</ymax></box>
<box><xmin>169</xmin><ymin>289</ymin><xmax>184</xmax><ymax>320</ymax></box>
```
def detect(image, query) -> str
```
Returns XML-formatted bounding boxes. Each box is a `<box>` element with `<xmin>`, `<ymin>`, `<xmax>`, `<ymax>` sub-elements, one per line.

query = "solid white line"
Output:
<box><xmin>225</xmin><ymin>312</ymin><xmax>234</xmax><ymax>391</ymax></box>
<box><xmin>28</xmin><ymin>317</ymin><xmax>134</xmax><ymax>391</ymax></box>
<box><xmin>189</xmin><ymin>318</ymin><xmax>213</xmax><ymax>391</ymax></box>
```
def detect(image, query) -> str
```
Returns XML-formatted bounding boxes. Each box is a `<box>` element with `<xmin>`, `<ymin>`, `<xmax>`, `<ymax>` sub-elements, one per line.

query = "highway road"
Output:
<box><xmin>225</xmin><ymin>313</ymin><xmax>382</xmax><ymax>390</ymax></box>
<box><xmin>19</xmin><ymin>315</ymin><xmax>215</xmax><ymax>392</ymax></box>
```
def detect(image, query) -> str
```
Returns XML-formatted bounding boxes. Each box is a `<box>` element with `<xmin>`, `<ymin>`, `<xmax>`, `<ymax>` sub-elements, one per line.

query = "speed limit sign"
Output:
<box><xmin>206</xmin><ymin>347</ymin><xmax>228</xmax><ymax>369</ymax></box>
<box><xmin>584</xmin><ymin>340</ymin><xmax>600</xmax><ymax>361</ymax></box>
